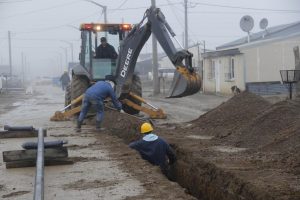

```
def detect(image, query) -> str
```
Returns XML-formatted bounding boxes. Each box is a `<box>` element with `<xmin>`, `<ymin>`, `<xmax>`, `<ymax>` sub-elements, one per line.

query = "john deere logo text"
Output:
<box><xmin>120</xmin><ymin>48</ymin><xmax>133</xmax><ymax>78</ymax></box>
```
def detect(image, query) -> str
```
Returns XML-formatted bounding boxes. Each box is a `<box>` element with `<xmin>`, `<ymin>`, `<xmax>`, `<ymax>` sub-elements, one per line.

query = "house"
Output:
<box><xmin>202</xmin><ymin>21</ymin><xmax>300</xmax><ymax>95</ymax></box>
<box><xmin>136</xmin><ymin>52</ymin><xmax>173</xmax><ymax>79</ymax></box>
<box><xmin>0</xmin><ymin>65</ymin><xmax>10</xmax><ymax>92</ymax></box>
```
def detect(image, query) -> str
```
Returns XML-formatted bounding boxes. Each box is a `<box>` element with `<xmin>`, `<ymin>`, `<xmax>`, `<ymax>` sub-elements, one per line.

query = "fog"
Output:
<box><xmin>0</xmin><ymin>0</ymin><xmax>299</xmax><ymax>78</ymax></box>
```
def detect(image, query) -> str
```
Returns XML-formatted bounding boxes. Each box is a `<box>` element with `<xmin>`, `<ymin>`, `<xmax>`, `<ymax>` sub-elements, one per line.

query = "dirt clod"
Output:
<box><xmin>2</xmin><ymin>191</ymin><xmax>30</xmax><ymax>198</ymax></box>
<box><xmin>63</xmin><ymin>179</ymin><xmax>117</xmax><ymax>190</ymax></box>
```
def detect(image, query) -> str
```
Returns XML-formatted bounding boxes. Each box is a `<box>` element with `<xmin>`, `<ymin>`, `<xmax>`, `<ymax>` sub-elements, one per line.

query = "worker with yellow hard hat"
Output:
<box><xmin>129</xmin><ymin>122</ymin><xmax>177</xmax><ymax>180</ymax></box>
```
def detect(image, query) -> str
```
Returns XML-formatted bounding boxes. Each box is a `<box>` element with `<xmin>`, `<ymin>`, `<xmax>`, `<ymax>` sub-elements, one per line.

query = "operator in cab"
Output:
<box><xmin>129</xmin><ymin>123</ymin><xmax>177</xmax><ymax>180</ymax></box>
<box><xmin>76</xmin><ymin>79</ymin><xmax>122</xmax><ymax>132</ymax></box>
<box><xmin>95</xmin><ymin>37</ymin><xmax>118</xmax><ymax>59</ymax></box>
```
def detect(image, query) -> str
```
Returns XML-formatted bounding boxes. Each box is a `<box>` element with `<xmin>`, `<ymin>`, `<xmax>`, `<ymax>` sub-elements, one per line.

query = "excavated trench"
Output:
<box><xmin>96</xmin><ymin>113</ymin><xmax>273</xmax><ymax>200</ymax></box>
<box><xmin>168</xmin><ymin>145</ymin><xmax>273</xmax><ymax>200</ymax></box>
<box><xmin>92</xmin><ymin>91</ymin><xmax>300</xmax><ymax>200</ymax></box>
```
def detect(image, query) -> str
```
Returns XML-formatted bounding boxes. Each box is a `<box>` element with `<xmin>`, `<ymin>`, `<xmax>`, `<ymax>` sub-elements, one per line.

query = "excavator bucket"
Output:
<box><xmin>168</xmin><ymin>66</ymin><xmax>201</xmax><ymax>98</ymax></box>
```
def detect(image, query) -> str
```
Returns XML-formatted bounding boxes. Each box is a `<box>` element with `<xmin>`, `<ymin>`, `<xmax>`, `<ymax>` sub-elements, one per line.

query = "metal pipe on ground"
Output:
<box><xmin>4</xmin><ymin>125</ymin><xmax>34</xmax><ymax>131</ymax></box>
<box><xmin>34</xmin><ymin>128</ymin><xmax>45</xmax><ymax>200</ymax></box>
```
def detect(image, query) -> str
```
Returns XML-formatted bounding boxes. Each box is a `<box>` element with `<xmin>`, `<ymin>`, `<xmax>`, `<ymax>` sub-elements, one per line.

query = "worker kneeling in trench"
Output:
<box><xmin>129</xmin><ymin>123</ymin><xmax>177</xmax><ymax>180</ymax></box>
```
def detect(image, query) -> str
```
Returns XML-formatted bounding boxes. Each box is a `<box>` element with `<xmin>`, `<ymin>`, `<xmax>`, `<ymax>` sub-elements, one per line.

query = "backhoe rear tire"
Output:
<box><xmin>70</xmin><ymin>75</ymin><xmax>89</xmax><ymax>108</ymax></box>
<box><xmin>122</xmin><ymin>74</ymin><xmax>142</xmax><ymax>115</ymax></box>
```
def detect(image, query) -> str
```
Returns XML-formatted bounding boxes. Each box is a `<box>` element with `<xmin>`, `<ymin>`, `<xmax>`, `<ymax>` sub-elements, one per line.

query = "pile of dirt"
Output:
<box><xmin>255</xmin><ymin>119</ymin><xmax>300</xmax><ymax>174</ymax></box>
<box><xmin>188</xmin><ymin>92</ymin><xmax>271</xmax><ymax>138</ymax></box>
<box><xmin>83</xmin><ymin>93</ymin><xmax>300</xmax><ymax>199</ymax></box>
<box><xmin>228</xmin><ymin>100</ymin><xmax>300</xmax><ymax>148</ymax></box>
<box><xmin>86</xmin><ymin>109</ymin><xmax>142</xmax><ymax>143</ymax></box>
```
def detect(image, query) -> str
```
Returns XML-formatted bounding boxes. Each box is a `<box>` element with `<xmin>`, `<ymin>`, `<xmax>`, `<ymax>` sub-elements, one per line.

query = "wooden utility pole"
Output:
<box><xmin>151</xmin><ymin>0</ymin><xmax>160</xmax><ymax>94</ymax></box>
<box><xmin>184</xmin><ymin>0</ymin><xmax>188</xmax><ymax>49</ymax></box>
<box><xmin>294</xmin><ymin>46</ymin><xmax>300</xmax><ymax>97</ymax></box>
<box><xmin>21</xmin><ymin>52</ymin><xmax>25</xmax><ymax>84</ymax></box>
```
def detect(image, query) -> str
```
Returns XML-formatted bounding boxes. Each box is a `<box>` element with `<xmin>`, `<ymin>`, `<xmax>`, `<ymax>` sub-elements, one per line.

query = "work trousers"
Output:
<box><xmin>78</xmin><ymin>94</ymin><xmax>104</xmax><ymax>123</ymax></box>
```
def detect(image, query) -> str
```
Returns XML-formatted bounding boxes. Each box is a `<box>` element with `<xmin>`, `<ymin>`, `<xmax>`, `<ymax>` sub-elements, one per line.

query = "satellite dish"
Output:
<box><xmin>240</xmin><ymin>15</ymin><xmax>254</xmax><ymax>33</ymax></box>
<box><xmin>260</xmin><ymin>18</ymin><xmax>268</xmax><ymax>30</ymax></box>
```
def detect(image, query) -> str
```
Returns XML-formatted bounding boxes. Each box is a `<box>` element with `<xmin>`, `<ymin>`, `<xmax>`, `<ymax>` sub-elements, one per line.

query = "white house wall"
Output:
<box><xmin>241</xmin><ymin>35</ymin><xmax>300</xmax><ymax>83</ymax></box>
<box><xmin>203</xmin><ymin>55</ymin><xmax>245</xmax><ymax>94</ymax></box>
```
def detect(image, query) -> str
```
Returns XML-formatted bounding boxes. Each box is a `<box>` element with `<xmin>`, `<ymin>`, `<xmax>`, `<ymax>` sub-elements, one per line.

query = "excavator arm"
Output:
<box><xmin>115</xmin><ymin>6</ymin><xmax>201</xmax><ymax>98</ymax></box>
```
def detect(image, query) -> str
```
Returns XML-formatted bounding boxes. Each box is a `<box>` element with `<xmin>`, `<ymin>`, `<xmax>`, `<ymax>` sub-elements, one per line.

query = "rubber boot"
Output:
<box><xmin>76</xmin><ymin>121</ymin><xmax>82</xmax><ymax>132</ymax></box>
<box><xmin>96</xmin><ymin>121</ymin><xmax>105</xmax><ymax>131</ymax></box>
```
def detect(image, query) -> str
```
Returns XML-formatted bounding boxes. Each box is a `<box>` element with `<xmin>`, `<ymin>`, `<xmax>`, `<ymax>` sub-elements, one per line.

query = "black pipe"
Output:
<box><xmin>4</xmin><ymin>125</ymin><xmax>34</xmax><ymax>131</ymax></box>
<box><xmin>22</xmin><ymin>140</ymin><xmax>67</xmax><ymax>150</ymax></box>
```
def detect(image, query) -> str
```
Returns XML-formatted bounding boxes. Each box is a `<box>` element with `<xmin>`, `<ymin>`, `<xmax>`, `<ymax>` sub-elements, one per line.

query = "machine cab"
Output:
<box><xmin>79</xmin><ymin>23</ymin><xmax>132</xmax><ymax>81</ymax></box>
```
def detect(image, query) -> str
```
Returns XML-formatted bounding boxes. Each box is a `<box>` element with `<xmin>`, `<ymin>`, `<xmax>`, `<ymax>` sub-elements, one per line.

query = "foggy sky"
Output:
<box><xmin>0</xmin><ymin>0</ymin><xmax>299</xmax><ymax>78</ymax></box>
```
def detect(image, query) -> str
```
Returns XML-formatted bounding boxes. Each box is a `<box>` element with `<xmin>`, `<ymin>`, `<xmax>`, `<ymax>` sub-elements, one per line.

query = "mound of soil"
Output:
<box><xmin>86</xmin><ymin>109</ymin><xmax>142</xmax><ymax>143</ymax></box>
<box><xmin>83</xmin><ymin>93</ymin><xmax>300</xmax><ymax>200</ymax></box>
<box><xmin>189</xmin><ymin>92</ymin><xmax>271</xmax><ymax>138</ymax></box>
<box><xmin>256</xmin><ymin>120</ymin><xmax>300</xmax><ymax>174</ymax></box>
<box><xmin>229</xmin><ymin>100</ymin><xmax>300</xmax><ymax>148</ymax></box>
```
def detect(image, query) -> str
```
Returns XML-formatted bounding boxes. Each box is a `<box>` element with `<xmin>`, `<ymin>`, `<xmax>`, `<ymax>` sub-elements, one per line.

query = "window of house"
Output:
<box><xmin>208</xmin><ymin>60</ymin><xmax>215</xmax><ymax>80</ymax></box>
<box><xmin>225</xmin><ymin>57</ymin><xmax>235</xmax><ymax>81</ymax></box>
<box><xmin>230</xmin><ymin>57</ymin><xmax>235</xmax><ymax>79</ymax></box>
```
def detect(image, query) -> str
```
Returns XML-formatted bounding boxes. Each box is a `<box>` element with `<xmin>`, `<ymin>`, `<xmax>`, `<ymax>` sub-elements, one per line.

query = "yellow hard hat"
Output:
<box><xmin>140</xmin><ymin>122</ymin><xmax>153</xmax><ymax>134</ymax></box>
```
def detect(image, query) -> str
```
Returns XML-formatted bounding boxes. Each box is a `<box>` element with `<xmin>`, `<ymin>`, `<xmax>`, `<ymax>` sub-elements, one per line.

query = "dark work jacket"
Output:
<box><xmin>85</xmin><ymin>81</ymin><xmax>122</xmax><ymax>110</ymax></box>
<box><xmin>129</xmin><ymin>133</ymin><xmax>176</xmax><ymax>168</ymax></box>
<box><xmin>95</xmin><ymin>43</ymin><xmax>118</xmax><ymax>59</ymax></box>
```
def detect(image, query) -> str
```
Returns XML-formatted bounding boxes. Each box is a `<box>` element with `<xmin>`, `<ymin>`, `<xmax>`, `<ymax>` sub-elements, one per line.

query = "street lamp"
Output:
<box><xmin>84</xmin><ymin>0</ymin><xmax>107</xmax><ymax>24</ymax></box>
<box><xmin>61</xmin><ymin>40</ymin><xmax>74</xmax><ymax>62</ymax></box>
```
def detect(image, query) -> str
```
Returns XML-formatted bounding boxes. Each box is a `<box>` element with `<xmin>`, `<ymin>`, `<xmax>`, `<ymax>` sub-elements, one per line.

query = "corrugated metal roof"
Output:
<box><xmin>217</xmin><ymin>21</ymin><xmax>300</xmax><ymax>50</ymax></box>
<box><xmin>202</xmin><ymin>48</ymin><xmax>241</xmax><ymax>58</ymax></box>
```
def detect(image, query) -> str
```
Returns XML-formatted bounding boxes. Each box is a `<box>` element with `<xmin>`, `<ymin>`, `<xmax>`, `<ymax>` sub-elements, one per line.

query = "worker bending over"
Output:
<box><xmin>129</xmin><ymin>123</ymin><xmax>177</xmax><ymax>180</ymax></box>
<box><xmin>77</xmin><ymin>80</ymin><xmax>122</xmax><ymax>132</ymax></box>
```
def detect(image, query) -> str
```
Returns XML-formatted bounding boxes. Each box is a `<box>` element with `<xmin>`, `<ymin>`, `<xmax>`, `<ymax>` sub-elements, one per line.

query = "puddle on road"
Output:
<box><xmin>212</xmin><ymin>146</ymin><xmax>247</xmax><ymax>153</ymax></box>
<box><xmin>186</xmin><ymin>135</ymin><xmax>213</xmax><ymax>140</ymax></box>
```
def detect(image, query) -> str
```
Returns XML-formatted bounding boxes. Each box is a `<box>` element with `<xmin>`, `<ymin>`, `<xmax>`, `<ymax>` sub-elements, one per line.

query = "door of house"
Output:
<box><xmin>215</xmin><ymin>60</ymin><xmax>221</xmax><ymax>92</ymax></box>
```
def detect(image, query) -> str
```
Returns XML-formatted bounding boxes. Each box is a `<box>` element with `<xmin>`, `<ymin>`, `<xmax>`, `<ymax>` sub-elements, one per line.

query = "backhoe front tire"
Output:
<box><xmin>65</xmin><ymin>84</ymin><xmax>71</xmax><ymax>107</ymax></box>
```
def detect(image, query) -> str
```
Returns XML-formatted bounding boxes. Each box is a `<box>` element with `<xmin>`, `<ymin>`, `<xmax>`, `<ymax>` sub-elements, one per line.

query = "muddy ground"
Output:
<box><xmin>0</xmin><ymin>84</ymin><xmax>196</xmax><ymax>200</ymax></box>
<box><xmin>1</xmin><ymin>82</ymin><xmax>299</xmax><ymax>200</ymax></box>
<box><xmin>92</xmin><ymin>91</ymin><xmax>299</xmax><ymax>200</ymax></box>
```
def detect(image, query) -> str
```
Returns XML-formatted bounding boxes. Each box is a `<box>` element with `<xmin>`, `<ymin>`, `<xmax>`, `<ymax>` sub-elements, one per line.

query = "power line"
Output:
<box><xmin>0</xmin><ymin>0</ymin><xmax>31</xmax><ymax>3</ymax></box>
<box><xmin>109</xmin><ymin>0</ymin><xmax>129</xmax><ymax>17</ymax></box>
<box><xmin>165</xmin><ymin>0</ymin><xmax>199</xmax><ymax>45</ymax></box>
<box><xmin>190</xmin><ymin>1</ymin><xmax>300</xmax><ymax>13</ymax></box>
<box><xmin>166</xmin><ymin>0</ymin><xmax>185</xmax><ymax>28</ymax></box>
<box><xmin>109</xmin><ymin>2</ymin><xmax>182</xmax><ymax>11</ymax></box>
<box><xmin>116</xmin><ymin>0</ymin><xmax>129</xmax><ymax>10</ymax></box>
<box><xmin>12</xmin><ymin>38</ymin><xmax>79</xmax><ymax>41</ymax></box>
<box><xmin>1</xmin><ymin>0</ymin><xmax>81</xmax><ymax>20</ymax></box>
<box><xmin>8</xmin><ymin>10</ymin><xmax>99</xmax><ymax>35</ymax></box>
<box><xmin>189</xmin><ymin>11</ymin><xmax>300</xmax><ymax>14</ymax></box>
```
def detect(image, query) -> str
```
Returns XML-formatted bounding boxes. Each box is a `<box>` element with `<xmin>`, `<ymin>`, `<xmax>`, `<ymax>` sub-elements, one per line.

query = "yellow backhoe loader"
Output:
<box><xmin>51</xmin><ymin>6</ymin><xmax>201</xmax><ymax>121</ymax></box>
